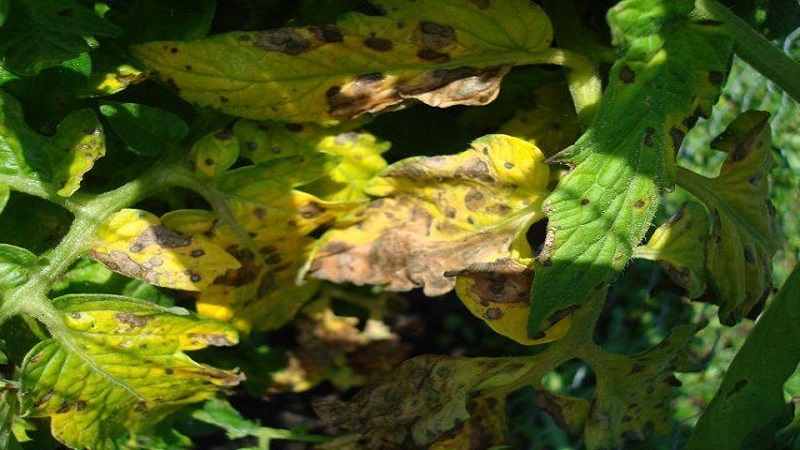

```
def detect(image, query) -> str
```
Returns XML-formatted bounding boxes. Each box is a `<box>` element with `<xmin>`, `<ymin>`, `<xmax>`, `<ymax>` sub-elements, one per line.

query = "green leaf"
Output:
<box><xmin>0</xmin><ymin>92</ymin><xmax>105</xmax><ymax>194</ymax></box>
<box><xmin>0</xmin><ymin>244</ymin><xmax>39</xmax><ymax>292</ymax></box>
<box><xmin>191</xmin><ymin>398</ymin><xmax>261</xmax><ymax>440</ymax></box>
<box><xmin>19</xmin><ymin>295</ymin><xmax>242</xmax><ymax>450</ymax></box>
<box><xmin>315</xmin><ymin>354</ymin><xmax>532</xmax><ymax>449</ymax></box>
<box><xmin>1</xmin><ymin>381</ymin><xmax>23</xmax><ymax>450</ymax></box>
<box><xmin>633</xmin><ymin>202</ymin><xmax>709</xmax><ymax>297</ymax></box>
<box><xmin>0</xmin><ymin>184</ymin><xmax>8</xmax><ymax>214</ymax></box>
<box><xmin>688</xmin><ymin>264</ymin><xmax>800</xmax><ymax>449</ymax></box>
<box><xmin>528</xmin><ymin>0</ymin><xmax>732</xmax><ymax>335</ymax></box>
<box><xmin>677</xmin><ymin>111</ymin><xmax>778</xmax><ymax>323</ymax></box>
<box><xmin>130</xmin><ymin>0</ymin><xmax>565</xmax><ymax>121</ymax></box>
<box><xmin>307</xmin><ymin>134</ymin><xmax>550</xmax><ymax>296</ymax></box>
<box><xmin>105</xmin><ymin>0</ymin><xmax>215</xmax><ymax>45</ymax></box>
<box><xmin>99</xmin><ymin>102</ymin><xmax>189</xmax><ymax>155</ymax></box>
<box><xmin>0</xmin><ymin>0</ymin><xmax>121</xmax><ymax>76</ymax></box>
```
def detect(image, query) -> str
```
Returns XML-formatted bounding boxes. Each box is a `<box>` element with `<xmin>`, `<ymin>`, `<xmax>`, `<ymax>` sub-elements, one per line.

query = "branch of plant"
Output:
<box><xmin>695</xmin><ymin>0</ymin><xmax>800</xmax><ymax>102</ymax></box>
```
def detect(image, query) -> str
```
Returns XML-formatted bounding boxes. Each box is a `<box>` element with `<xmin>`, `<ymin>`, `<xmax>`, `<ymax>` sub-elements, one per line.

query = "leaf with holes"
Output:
<box><xmin>688</xmin><ymin>264</ymin><xmax>800</xmax><ymax>449</ymax></box>
<box><xmin>305</xmin><ymin>134</ymin><xmax>550</xmax><ymax>296</ymax></box>
<box><xmin>528</xmin><ymin>0</ymin><xmax>732</xmax><ymax>336</ymax></box>
<box><xmin>677</xmin><ymin>111</ymin><xmax>778</xmax><ymax>323</ymax></box>
<box><xmin>0</xmin><ymin>92</ymin><xmax>105</xmax><ymax>195</ymax></box>
<box><xmin>89</xmin><ymin>209</ymin><xmax>241</xmax><ymax>291</ymax></box>
<box><xmin>633</xmin><ymin>201</ymin><xmax>709</xmax><ymax>297</ymax></box>
<box><xmin>19</xmin><ymin>295</ymin><xmax>242</xmax><ymax>450</ymax></box>
<box><xmin>315</xmin><ymin>354</ymin><xmax>532</xmax><ymax>449</ymax></box>
<box><xmin>129</xmin><ymin>0</ymin><xmax>570</xmax><ymax>121</ymax></box>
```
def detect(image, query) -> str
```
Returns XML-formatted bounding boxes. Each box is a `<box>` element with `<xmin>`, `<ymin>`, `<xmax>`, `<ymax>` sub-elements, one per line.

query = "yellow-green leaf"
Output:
<box><xmin>448</xmin><ymin>258</ymin><xmax>571</xmax><ymax>345</ymax></box>
<box><xmin>676</xmin><ymin>111</ymin><xmax>778</xmax><ymax>323</ymax></box>
<box><xmin>190</xmin><ymin>130</ymin><xmax>240</xmax><ymax>178</ymax></box>
<box><xmin>315</xmin><ymin>354</ymin><xmax>532</xmax><ymax>449</ymax></box>
<box><xmin>633</xmin><ymin>202</ymin><xmax>709</xmax><ymax>297</ymax></box>
<box><xmin>19</xmin><ymin>295</ymin><xmax>242</xmax><ymax>450</ymax></box>
<box><xmin>130</xmin><ymin>0</ymin><xmax>564</xmax><ymax>121</ymax></box>
<box><xmin>306</xmin><ymin>134</ymin><xmax>550</xmax><ymax>296</ymax></box>
<box><xmin>89</xmin><ymin>209</ymin><xmax>241</xmax><ymax>291</ymax></box>
<box><xmin>52</xmin><ymin>109</ymin><xmax>106</xmax><ymax>197</ymax></box>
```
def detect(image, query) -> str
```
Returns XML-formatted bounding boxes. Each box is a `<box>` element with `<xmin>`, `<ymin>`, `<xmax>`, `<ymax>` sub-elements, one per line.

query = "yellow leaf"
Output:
<box><xmin>306</xmin><ymin>134</ymin><xmax>550</xmax><ymax>296</ymax></box>
<box><xmin>20</xmin><ymin>295</ymin><xmax>241</xmax><ymax>450</ymax></box>
<box><xmin>130</xmin><ymin>0</ymin><xmax>562</xmax><ymax>121</ymax></box>
<box><xmin>89</xmin><ymin>209</ymin><xmax>241</xmax><ymax>291</ymax></box>
<box><xmin>448</xmin><ymin>258</ymin><xmax>571</xmax><ymax>345</ymax></box>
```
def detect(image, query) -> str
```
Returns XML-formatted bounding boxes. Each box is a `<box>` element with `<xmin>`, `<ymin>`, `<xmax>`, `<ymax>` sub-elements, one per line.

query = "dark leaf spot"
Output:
<box><xmin>709</xmin><ymin>71</ymin><xmax>723</xmax><ymax>85</ymax></box>
<box><xmin>115</xmin><ymin>312</ymin><xmax>150</xmax><ymax>328</ymax></box>
<box><xmin>619</xmin><ymin>66</ymin><xmax>636</xmax><ymax>84</ymax></box>
<box><xmin>643</xmin><ymin>127</ymin><xmax>655</xmax><ymax>147</ymax></box>
<box><xmin>484</xmin><ymin>307</ymin><xmax>503</xmax><ymax>319</ymax></box>
<box><xmin>364</xmin><ymin>36</ymin><xmax>393</xmax><ymax>52</ymax></box>
<box><xmin>254</xmin><ymin>29</ymin><xmax>311</xmax><ymax>55</ymax></box>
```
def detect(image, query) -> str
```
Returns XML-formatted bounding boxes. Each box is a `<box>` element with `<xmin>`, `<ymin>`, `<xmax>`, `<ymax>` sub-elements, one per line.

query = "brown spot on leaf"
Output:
<box><xmin>33</xmin><ymin>391</ymin><xmax>54</xmax><ymax>407</ymax></box>
<box><xmin>76</xmin><ymin>400</ymin><xmax>87</xmax><ymax>411</ymax></box>
<box><xmin>416</xmin><ymin>49</ymin><xmax>450</xmax><ymax>63</ymax></box>
<box><xmin>670</xmin><ymin>127</ymin><xmax>685</xmax><ymax>150</ymax></box>
<box><xmin>190</xmin><ymin>249</ymin><xmax>206</xmax><ymax>258</ymax></box>
<box><xmin>643</xmin><ymin>127</ymin><xmax>655</xmax><ymax>147</ymax></box>
<box><xmin>709</xmin><ymin>71</ymin><xmax>723</xmax><ymax>85</ymax></box>
<box><xmin>633</xmin><ymin>199</ymin><xmax>645</xmax><ymax>209</ymax></box>
<box><xmin>134</xmin><ymin>225</ymin><xmax>192</xmax><ymax>249</ymax></box>
<box><xmin>300</xmin><ymin>201</ymin><xmax>326</xmax><ymax>219</ymax></box>
<box><xmin>311</xmin><ymin>25</ymin><xmax>344</xmax><ymax>43</ymax></box>
<box><xmin>548</xmin><ymin>305</ymin><xmax>579</xmax><ymax>325</ymax></box>
<box><xmin>483</xmin><ymin>307</ymin><xmax>503</xmax><ymax>319</ymax></box>
<box><xmin>464</xmin><ymin>189</ymin><xmax>486</xmax><ymax>211</ymax></box>
<box><xmin>254</xmin><ymin>29</ymin><xmax>311</xmax><ymax>55</ymax></box>
<box><xmin>364</xmin><ymin>36</ymin><xmax>393</xmax><ymax>52</ymax></box>
<box><xmin>187</xmin><ymin>332</ymin><xmax>236</xmax><ymax>347</ymax></box>
<box><xmin>743</xmin><ymin>245</ymin><xmax>755</xmax><ymax>264</ymax></box>
<box><xmin>619</xmin><ymin>66</ymin><xmax>636</xmax><ymax>84</ymax></box>
<box><xmin>115</xmin><ymin>312</ymin><xmax>150</xmax><ymax>328</ymax></box>
<box><xmin>580</xmin><ymin>198</ymin><xmax>590</xmax><ymax>206</ymax></box>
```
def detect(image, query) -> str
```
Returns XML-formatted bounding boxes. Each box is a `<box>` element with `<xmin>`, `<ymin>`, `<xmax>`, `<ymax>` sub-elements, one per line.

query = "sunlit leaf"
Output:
<box><xmin>448</xmin><ymin>258</ymin><xmax>571</xmax><ymax>345</ymax></box>
<box><xmin>528</xmin><ymin>0</ymin><xmax>732</xmax><ymax>335</ymax></box>
<box><xmin>678</xmin><ymin>111</ymin><xmax>778</xmax><ymax>323</ymax></box>
<box><xmin>315</xmin><ymin>354</ymin><xmax>532</xmax><ymax>449</ymax></box>
<box><xmin>306</xmin><ymin>134</ymin><xmax>550</xmax><ymax>296</ymax></box>
<box><xmin>130</xmin><ymin>0</ymin><xmax>564</xmax><ymax>121</ymax></box>
<box><xmin>0</xmin><ymin>92</ymin><xmax>105</xmax><ymax>195</ymax></box>
<box><xmin>0</xmin><ymin>184</ymin><xmax>9</xmax><ymax>214</ymax></box>
<box><xmin>89</xmin><ymin>209</ymin><xmax>241</xmax><ymax>291</ymax></box>
<box><xmin>19</xmin><ymin>295</ymin><xmax>242</xmax><ymax>450</ymax></box>
<box><xmin>633</xmin><ymin>202</ymin><xmax>709</xmax><ymax>297</ymax></box>
<box><xmin>688</xmin><ymin>264</ymin><xmax>800</xmax><ymax>449</ymax></box>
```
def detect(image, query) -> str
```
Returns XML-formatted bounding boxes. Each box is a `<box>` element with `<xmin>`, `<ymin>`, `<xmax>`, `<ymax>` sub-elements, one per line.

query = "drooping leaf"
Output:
<box><xmin>584</xmin><ymin>324</ymin><xmax>698</xmax><ymax>449</ymax></box>
<box><xmin>130</xmin><ymin>0</ymin><xmax>565</xmax><ymax>121</ymax></box>
<box><xmin>315</xmin><ymin>354</ymin><xmax>532</xmax><ymax>449</ymax></box>
<box><xmin>677</xmin><ymin>111</ymin><xmax>778</xmax><ymax>323</ymax></box>
<box><xmin>0</xmin><ymin>244</ymin><xmax>39</xmax><ymax>292</ymax></box>
<box><xmin>633</xmin><ymin>201</ymin><xmax>709</xmax><ymax>297</ymax></box>
<box><xmin>0</xmin><ymin>0</ymin><xmax>121</xmax><ymax>76</ymax></box>
<box><xmin>89</xmin><ymin>209</ymin><xmax>241</xmax><ymax>291</ymax></box>
<box><xmin>306</xmin><ymin>134</ymin><xmax>550</xmax><ymax>296</ymax></box>
<box><xmin>448</xmin><ymin>258</ymin><xmax>571</xmax><ymax>345</ymax></box>
<box><xmin>688</xmin><ymin>264</ymin><xmax>800</xmax><ymax>449</ymax></box>
<box><xmin>528</xmin><ymin>0</ymin><xmax>732</xmax><ymax>335</ymax></box>
<box><xmin>19</xmin><ymin>295</ymin><xmax>242</xmax><ymax>450</ymax></box>
<box><xmin>0</xmin><ymin>92</ymin><xmax>106</xmax><ymax>195</ymax></box>
<box><xmin>99</xmin><ymin>102</ymin><xmax>189</xmax><ymax>155</ymax></box>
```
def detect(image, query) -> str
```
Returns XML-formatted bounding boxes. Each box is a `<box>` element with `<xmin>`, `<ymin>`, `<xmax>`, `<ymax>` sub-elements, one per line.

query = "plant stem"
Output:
<box><xmin>695</xmin><ymin>0</ymin><xmax>800</xmax><ymax>102</ymax></box>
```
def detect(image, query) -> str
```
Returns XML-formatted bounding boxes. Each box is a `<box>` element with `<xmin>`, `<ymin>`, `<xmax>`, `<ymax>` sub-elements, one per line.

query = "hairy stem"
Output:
<box><xmin>695</xmin><ymin>0</ymin><xmax>800</xmax><ymax>102</ymax></box>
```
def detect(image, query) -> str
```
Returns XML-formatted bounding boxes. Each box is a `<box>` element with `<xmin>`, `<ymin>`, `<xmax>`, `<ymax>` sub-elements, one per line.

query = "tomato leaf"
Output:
<box><xmin>306</xmin><ymin>134</ymin><xmax>550</xmax><ymax>296</ymax></box>
<box><xmin>130</xmin><ymin>0</ymin><xmax>559</xmax><ymax>121</ymax></box>
<box><xmin>678</xmin><ymin>111</ymin><xmax>779</xmax><ymax>323</ymax></box>
<box><xmin>0</xmin><ymin>244</ymin><xmax>39</xmax><ymax>292</ymax></box>
<box><xmin>19</xmin><ymin>295</ymin><xmax>242</xmax><ymax>450</ymax></box>
<box><xmin>528</xmin><ymin>0</ymin><xmax>732</xmax><ymax>335</ymax></box>
<box><xmin>99</xmin><ymin>102</ymin><xmax>188</xmax><ymax>155</ymax></box>
<box><xmin>633</xmin><ymin>201</ymin><xmax>709</xmax><ymax>298</ymax></box>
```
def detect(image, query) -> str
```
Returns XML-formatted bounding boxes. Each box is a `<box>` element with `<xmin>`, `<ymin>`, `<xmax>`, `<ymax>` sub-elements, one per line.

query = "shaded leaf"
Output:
<box><xmin>534</xmin><ymin>391</ymin><xmax>590</xmax><ymax>434</ymax></box>
<box><xmin>633</xmin><ymin>202</ymin><xmax>709</xmax><ymax>297</ymax></box>
<box><xmin>19</xmin><ymin>295</ymin><xmax>242</xmax><ymax>450</ymax></box>
<box><xmin>105</xmin><ymin>0</ymin><xmax>216</xmax><ymax>45</ymax></box>
<box><xmin>448</xmin><ymin>258</ymin><xmax>571</xmax><ymax>345</ymax></box>
<box><xmin>130</xmin><ymin>0</ymin><xmax>560</xmax><ymax>121</ymax></box>
<box><xmin>0</xmin><ymin>184</ymin><xmax>8</xmax><ymax>213</ymax></box>
<box><xmin>307</xmin><ymin>134</ymin><xmax>550</xmax><ymax>296</ymax></box>
<box><xmin>688</xmin><ymin>264</ymin><xmax>800</xmax><ymax>449</ymax></box>
<box><xmin>498</xmin><ymin>82</ymin><xmax>581</xmax><ymax>157</ymax></box>
<box><xmin>99</xmin><ymin>102</ymin><xmax>188</xmax><ymax>155</ymax></box>
<box><xmin>0</xmin><ymin>0</ymin><xmax>120</xmax><ymax>76</ymax></box>
<box><xmin>529</xmin><ymin>0</ymin><xmax>732</xmax><ymax>335</ymax></box>
<box><xmin>0</xmin><ymin>381</ymin><xmax>23</xmax><ymax>450</ymax></box>
<box><xmin>585</xmin><ymin>324</ymin><xmax>698</xmax><ymax>449</ymax></box>
<box><xmin>315</xmin><ymin>354</ymin><xmax>532</xmax><ymax>449</ymax></box>
<box><xmin>89</xmin><ymin>209</ymin><xmax>241</xmax><ymax>291</ymax></box>
<box><xmin>0</xmin><ymin>244</ymin><xmax>39</xmax><ymax>292</ymax></box>
<box><xmin>679</xmin><ymin>111</ymin><xmax>778</xmax><ymax>323</ymax></box>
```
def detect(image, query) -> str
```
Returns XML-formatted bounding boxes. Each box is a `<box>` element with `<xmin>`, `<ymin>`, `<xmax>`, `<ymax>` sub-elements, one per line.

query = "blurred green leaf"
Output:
<box><xmin>105</xmin><ymin>0</ymin><xmax>216</xmax><ymax>45</ymax></box>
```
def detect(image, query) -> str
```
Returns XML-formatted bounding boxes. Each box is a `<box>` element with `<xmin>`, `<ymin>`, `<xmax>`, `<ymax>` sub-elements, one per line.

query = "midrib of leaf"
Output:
<box><xmin>675</xmin><ymin>166</ymin><xmax>762</xmax><ymax>239</ymax></box>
